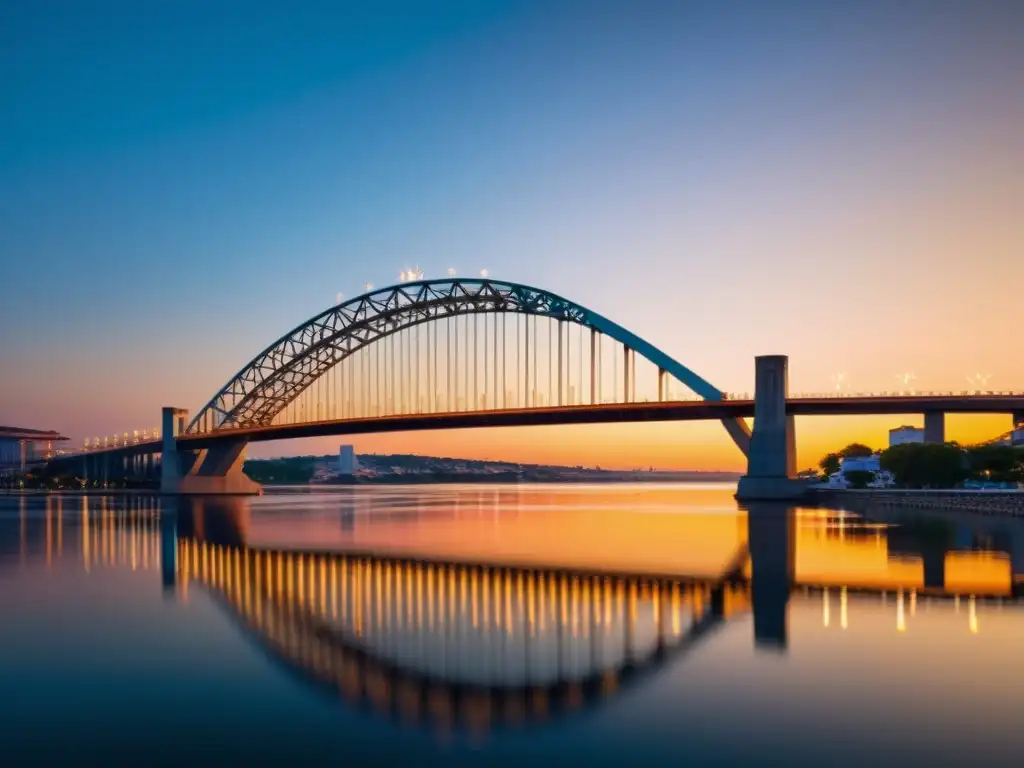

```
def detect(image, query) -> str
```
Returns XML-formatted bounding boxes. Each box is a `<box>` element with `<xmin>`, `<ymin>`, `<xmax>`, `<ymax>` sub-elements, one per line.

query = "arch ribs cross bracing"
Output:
<box><xmin>186</xmin><ymin>278</ymin><xmax>750</xmax><ymax>454</ymax></box>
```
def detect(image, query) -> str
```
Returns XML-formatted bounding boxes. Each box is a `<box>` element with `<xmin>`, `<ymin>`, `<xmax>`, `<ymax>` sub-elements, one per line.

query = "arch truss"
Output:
<box><xmin>186</xmin><ymin>278</ymin><xmax>750</xmax><ymax>453</ymax></box>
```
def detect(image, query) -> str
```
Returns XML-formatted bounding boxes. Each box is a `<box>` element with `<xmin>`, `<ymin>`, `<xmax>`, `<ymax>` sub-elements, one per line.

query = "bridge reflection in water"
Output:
<box><xmin>157</xmin><ymin>495</ymin><xmax>1022</xmax><ymax>736</ymax></box>
<box><xmin>171</xmin><ymin>505</ymin><xmax>751</xmax><ymax>733</ymax></box>
<box><xmin>11</xmin><ymin>492</ymin><xmax>1024</xmax><ymax>740</ymax></box>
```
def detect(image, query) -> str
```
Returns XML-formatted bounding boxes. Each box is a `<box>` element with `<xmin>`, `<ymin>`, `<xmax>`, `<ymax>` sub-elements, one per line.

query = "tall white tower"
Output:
<box><xmin>338</xmin><ymin>445</ymin><xmax>357</xmax><ymax>475</ymax></box>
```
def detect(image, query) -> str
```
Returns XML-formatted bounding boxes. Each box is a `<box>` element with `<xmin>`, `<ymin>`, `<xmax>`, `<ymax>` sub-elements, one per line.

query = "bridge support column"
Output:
<box><xmin>160</xmin><ymin>407</ymin><xmax>260</xmax><ymax>495</ymax></box>
<box><xmin>924</xmin><ymin>411</ymin><xmax>945</xmax><ymax>444</ymax></box>
<box><xmin>736</xmin><ymin>355</ymin><xmax>806</xmax><ymax>501</ymax></box>
<box><xmin>1013</xmin><ymin>411</ymin><xmax>1024</xmax><ymax>431</ymax></box>
<box><xmin>160</xmin><ymin>407</ymin><xmax>186</xmax><ymax>493</ymax></box>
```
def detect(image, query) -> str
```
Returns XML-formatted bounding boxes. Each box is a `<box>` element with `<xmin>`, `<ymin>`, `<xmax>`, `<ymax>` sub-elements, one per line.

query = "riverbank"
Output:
<box><xmin>0</xmin><ymin>488</ymin><xmax>159</xmax><ymax>497</ymax></box>
<box><xmin>813</xmin><ymin>488</ymin><xmax>1024</xmax><ymax>517</ymax></box>
<box><xmin>312</xmin><ymin>472</ymin><xmax>741</xmax><ymax>486</ymax></box>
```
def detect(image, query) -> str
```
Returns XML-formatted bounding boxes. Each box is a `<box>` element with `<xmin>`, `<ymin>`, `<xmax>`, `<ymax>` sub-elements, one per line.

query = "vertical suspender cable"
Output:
<box><xmin>474</xmin><ymin>313</ymin><xmax>478</xmax><ymax>410</ymax></box>
<box><xmin>494</xmin><ymin>311</ymin><xmax>499</xmax><ymax>409</ymax></box>
<box><xmin>590</xmin><ymin>329</ymin><xmax>597</xmax><ymax>405</ymax></box>
<box><xmin>484</xmin><ymin>313</ymin><xmax>489</xmax><ymax>409</ymax></box>
<box><xmin>558</xmin><ymin>320</ymin><xmax>563</xmax><ymax>406</ymax></box>
<box><xmin>454</xmin><ymin>311</ymin><xmax>459</xmax><ymax>411</ymax></box>
<box><xmin>524</xmin><ymin>314</ymin><xmax>530</xmax><ymax>408</ymax></box>
<box><xmin>565</xmin><ymin>320</ymin><xmax>570</xmax><ymax>405</ymax></box>
<box><xmin>532</xmin><ymin>314</ymin><xmax>538</xmax><ymax>406</ymax></box>
<box><xmin>447</xmin><ymin>315</ymin><xmax>451</xmax><ymax>412</ymax></box>
<box><xmin>501</xmin><ymin>313</ymin><xmax>506</xmax><ymax>408</ymax></box>
<box><xmin>549</xmin><ymin>319</ymin><xmax>553</xmax><ymax>407</ymax></box>
<box><xmin>578</xmin><ymin>325</ymin><xmax>583</xmax><ymax>407</ymax></box>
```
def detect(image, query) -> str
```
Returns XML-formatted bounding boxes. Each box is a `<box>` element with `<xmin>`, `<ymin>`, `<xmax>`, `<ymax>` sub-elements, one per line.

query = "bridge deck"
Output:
<box><xmin>52</xmin><ymin>394</ymin><xmax>1024</xmax><ymax>457</ymax></box>
<box><xmin>179</xmin><ymin>395</ymin><xmax>1024</xmax><ymax>447</ymax></box>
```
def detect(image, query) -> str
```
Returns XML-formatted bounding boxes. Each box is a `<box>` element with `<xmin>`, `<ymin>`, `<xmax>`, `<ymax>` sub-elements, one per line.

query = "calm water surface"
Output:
<box><xmin>2</xmin><ymin>483</ymin><xmax>1022</xmax><ymax>765</ymax></box>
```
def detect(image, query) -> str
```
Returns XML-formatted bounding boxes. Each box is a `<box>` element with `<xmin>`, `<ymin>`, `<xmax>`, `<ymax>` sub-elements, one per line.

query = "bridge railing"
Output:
<box><xmin>60</xmin><ymin>430</ymin><xmax>163</xmax><ymax>457</ymax></box>
<box><xmin>65</xmin><ymin>390</ymin><xmax>1024</xmax><ymax>448</ymax></box>
<box><xmin>725</xmin><ymin>391</ymin><xmax>1024</xmax><ymax>400</ymax></box>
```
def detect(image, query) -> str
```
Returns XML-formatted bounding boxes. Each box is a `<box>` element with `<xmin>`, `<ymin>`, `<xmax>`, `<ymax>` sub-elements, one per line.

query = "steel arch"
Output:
<box><xmin>186</xmin><ymin>278</ymin><xmax>750</xmax><ymax>453</ymax></box>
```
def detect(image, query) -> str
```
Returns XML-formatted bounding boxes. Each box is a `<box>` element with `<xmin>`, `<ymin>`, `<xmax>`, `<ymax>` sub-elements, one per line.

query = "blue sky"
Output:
<box><xmin>2</xmin><ymin>1</ymin><xmax>1022</xmax><ymax>465</ymax></box>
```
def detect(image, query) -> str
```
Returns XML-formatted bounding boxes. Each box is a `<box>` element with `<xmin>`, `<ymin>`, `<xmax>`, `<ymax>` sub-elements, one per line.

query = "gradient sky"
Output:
<box><xmin>2</xmin><ymin>0</ymin><xmax>1022</xmax><ymax>470</ymax></box>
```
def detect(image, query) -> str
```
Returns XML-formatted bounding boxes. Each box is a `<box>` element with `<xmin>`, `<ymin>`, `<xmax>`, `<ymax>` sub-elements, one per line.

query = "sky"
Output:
<box><xmin>1</xmin><ymin>0</ymin><xmax>1022</xmax><ymax>470</ymax></box>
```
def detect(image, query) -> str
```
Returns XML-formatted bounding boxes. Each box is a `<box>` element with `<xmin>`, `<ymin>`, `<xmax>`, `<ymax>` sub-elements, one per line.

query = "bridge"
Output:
<box><xmin>44</xmin><ymin>277</ymin><xmax>1024</xmax><ymax>499</ymax></box>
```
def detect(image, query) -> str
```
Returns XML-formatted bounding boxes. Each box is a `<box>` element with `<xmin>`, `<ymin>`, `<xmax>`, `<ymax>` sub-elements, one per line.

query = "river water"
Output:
<box><xmin>1</xmin><ymin>483</ymin><xmax>1022</xmax><ymax>765</ymax></box>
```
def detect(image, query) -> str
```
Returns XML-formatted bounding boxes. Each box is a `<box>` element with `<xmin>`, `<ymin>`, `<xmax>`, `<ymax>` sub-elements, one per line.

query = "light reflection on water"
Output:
<box><xmin>1</xmin><ymin>484</ymin><xmax>1022</xmax><ymax>765</ymax></box>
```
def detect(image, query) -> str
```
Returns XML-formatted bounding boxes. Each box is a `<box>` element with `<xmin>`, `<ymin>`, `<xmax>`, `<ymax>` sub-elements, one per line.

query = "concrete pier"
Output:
<box><xmin>924</xmin><ymin>410</ymin><xmax>946</xmax><ymax>444</ymax></box>
<box><xmin>160</xmin><ymin>407</ymin><xmax>261</xmax><ymax>495</ymax></box>
<box><xmin>736</xmin><ymin>355</ymin><xmax>807</xmax><ymax>501</ymax></box>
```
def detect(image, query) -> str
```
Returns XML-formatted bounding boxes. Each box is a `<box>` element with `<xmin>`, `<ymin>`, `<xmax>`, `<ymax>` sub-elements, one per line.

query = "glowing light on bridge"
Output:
<box><xmin>967</xmin><ymin>373</ymin><xmax>991</xmax><ymax>393</ymax></box>
<box><xmin>830</xmin><ymin>373</ymin><xmax>848</xmax><ymax>393</ymax></box>
<box><xmin>447</xmin><ymin>268</ymin><xmax>457</xmax><ymax>277</ymax></box>
<box><xmin>399</xmin><ymin>268</ymin><xmax>424</xmax><ymax>283</ymax></box>
<box><xmin>895</xmin><ymin>372</ymin><xmax>917</xmax><ymax>394</ymax></box>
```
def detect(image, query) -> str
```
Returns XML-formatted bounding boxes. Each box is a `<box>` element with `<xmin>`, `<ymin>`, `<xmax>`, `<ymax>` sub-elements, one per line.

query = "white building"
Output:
<box><xmin>840</xmin><ymin>455</ymin><xmax>880</xmax><ymax>473</ymax></box>
<box><xmin>826</xmin><ymin>454</ymin><xmax>895</xmax><ymax>489</ymax></box>
<box><xmin>338</xmin><ymin>445</ymin><xmax>358</xmax><ymax>476</ymax></box>
<box><xmin>889</xmin><ymin>425</ymin><xmax>925</xmax><ymax>447</ymax></box>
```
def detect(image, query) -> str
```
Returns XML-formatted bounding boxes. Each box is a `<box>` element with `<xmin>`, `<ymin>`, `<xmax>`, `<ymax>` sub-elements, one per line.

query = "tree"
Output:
<box><xmin>818</xmin><ymin>452</ymin><xmax>841</xmax><ymax>480</ymax></box>
<box><xmin>879</xmin><ymin>443</ymin><xmax>968</xmax><ymax>489</ymax></box>
<box><xmin>843</xmin><ymin>469</ymin><xmax>876</xmax><ymax>489</ymax></box>
<box><xmin>839</xmin><ymin>443</ymin><xmax>874</xmax><ymax>458</ymax></box>
<box><xmin>966</xmin><ymin>445</ymin><xmax>1024</xmax><ymax>484</ymax></box>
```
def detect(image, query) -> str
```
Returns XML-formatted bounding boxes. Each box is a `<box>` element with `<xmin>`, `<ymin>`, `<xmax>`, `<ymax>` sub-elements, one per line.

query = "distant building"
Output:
<box><xmin>825</xmin><ymin>453</ymin><xmax>895</xmax><ymax>489</ymax></box>
<box><xmin>889</xmin><ymin>425</ymin><xmax>925</xmax><ymax>447</ymax></box>
<box><xmin>0</xmin><ymin>426</ymin><xmax>68</xmax><ymax>474</ymax></box>
<box><xmin>338</xmin><ymin>445</ymin><xmax>358</xmax><ymax>476</ymax></box>
<box><xmin>840</xmin><ymin>455</ymin><xmax>881</xmax><ymax>473</ymax></box>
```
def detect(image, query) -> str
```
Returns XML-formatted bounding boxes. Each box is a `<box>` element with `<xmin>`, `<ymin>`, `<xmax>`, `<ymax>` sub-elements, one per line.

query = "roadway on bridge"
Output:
<box><xmin>178</xmin><ymin>394</ymin><xmax>1024</xmax><ymax>448</ymax></box>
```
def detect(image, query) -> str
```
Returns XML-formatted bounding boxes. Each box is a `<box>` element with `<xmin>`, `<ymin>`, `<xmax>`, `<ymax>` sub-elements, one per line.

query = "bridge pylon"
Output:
<box><xmin>736</xmin><ymin>356</ymin><xmax>808</xmax><ymax>501</ymax></box>
<box><xmin>160</xmin><ymin>407</ymin><xmax>261</xmax><ymax>496</ymax></box>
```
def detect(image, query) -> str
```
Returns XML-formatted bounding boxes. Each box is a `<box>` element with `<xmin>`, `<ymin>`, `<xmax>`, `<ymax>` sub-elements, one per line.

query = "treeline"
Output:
<box><xmin>818</xmin><ymin>442</ymin><xmax>1024</xmax><ymax>489</ymax></box>
<box><xmin>242</xmin><ymin>457</ymin><xmax>317</xmax><ymax>484</ymax></box>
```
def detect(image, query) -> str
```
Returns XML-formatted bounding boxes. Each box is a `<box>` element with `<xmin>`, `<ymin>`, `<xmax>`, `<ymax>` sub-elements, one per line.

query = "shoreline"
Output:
<box><xmin>813</xmin><ymin>488</ymin><xmax>1024</xmax><ymax>517</ymax></box>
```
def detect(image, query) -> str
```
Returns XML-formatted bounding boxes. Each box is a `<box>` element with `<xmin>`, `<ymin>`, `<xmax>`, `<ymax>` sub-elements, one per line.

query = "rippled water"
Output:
<box><xmin>1</xmin><ymin>484</ymin><xmax>1022</xmax><ymax>765</ymax></box>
